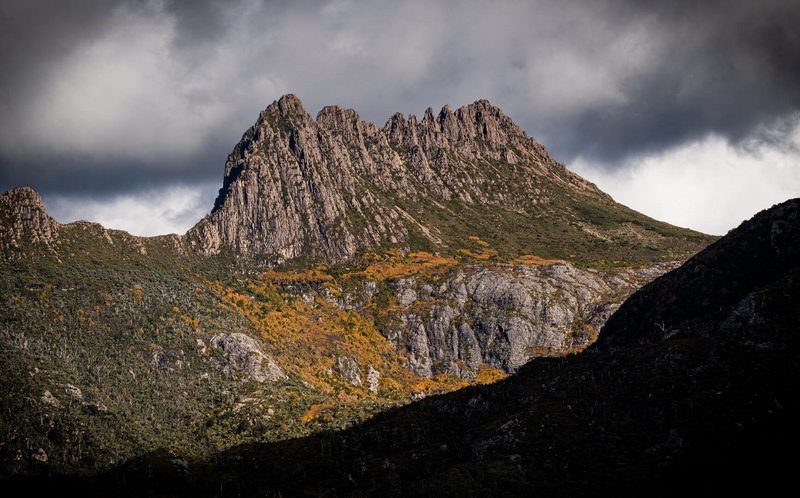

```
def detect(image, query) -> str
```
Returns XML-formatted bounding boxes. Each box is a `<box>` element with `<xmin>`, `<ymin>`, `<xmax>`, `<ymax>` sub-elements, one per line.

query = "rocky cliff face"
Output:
<box><xmin>188</xmin><ymin>95</ymin><xmax>705</xmax><ymax>265</ymax></box>
<box><xmin>267</xmin><ymin>259</ymin><xmax>675</xmax><ymax>380</ymax></box>
<box><xmin>378</xmin><ymin>262</ymin><xmax>672</xmax><ymax>376</ymax></box>
<box><xmin>0</xmin><ymin>186</ymin><xmax>60</xmax><ymax>257</ymax></box>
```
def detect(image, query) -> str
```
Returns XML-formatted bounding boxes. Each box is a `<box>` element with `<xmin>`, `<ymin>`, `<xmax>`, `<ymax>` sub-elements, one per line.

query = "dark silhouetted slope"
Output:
<box><xmin>595</xmin><ymin>198</ymin><xmax>800</xmax><ymax>349</ymax></box>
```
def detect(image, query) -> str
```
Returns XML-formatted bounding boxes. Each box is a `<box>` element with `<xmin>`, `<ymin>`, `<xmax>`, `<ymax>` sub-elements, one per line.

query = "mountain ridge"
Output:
<box><xmin>2</xmin><ymin>95</ymin><xmax>712</xmax><ymax>269</ymax></box>
<box><xmin>187</xmin><ymin>94</ymin><xmax>710</xmax><ymax>266</ymax></box>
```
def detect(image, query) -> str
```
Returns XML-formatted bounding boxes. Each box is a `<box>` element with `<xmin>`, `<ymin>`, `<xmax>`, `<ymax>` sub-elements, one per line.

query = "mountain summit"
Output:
<box><xmin>188</xmin><ymin>95</ymin><xmax>709</xmax><ymax>265</ymax></box>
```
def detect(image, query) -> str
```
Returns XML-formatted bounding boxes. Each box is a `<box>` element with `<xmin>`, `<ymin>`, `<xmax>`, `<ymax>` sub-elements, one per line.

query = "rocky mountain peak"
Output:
<box><xmin>274</xmin><ymin>93</ymin><xmax>311</xmax><ymax>124</ymax></box>
<box><xmin>188</xmin><ymin>94</ymin><xmax>706</xmax><ymax>266</ymax></box>
<box><xmin>382</xmin><ymin>99</ymin><xmax>530</xmax><ymax>160</ymax></box>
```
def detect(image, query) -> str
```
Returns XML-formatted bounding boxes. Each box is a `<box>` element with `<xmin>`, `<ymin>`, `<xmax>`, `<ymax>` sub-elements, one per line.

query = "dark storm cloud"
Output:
<box><xmin>166</xmin><ymin>0</ymin><xmax>229</xmax><ymax>45</ymax></box>
<box><xmin>1</xmin><ymin>141</ymin><xmax>229</xmax><ymax>196</ymax></box>
<box><xmin>538</xmin><ymin>0</ymin><xmax>800</xmax><ymax>165</ymax></box>
<box><xmin>1</xmin><ymin>0</ymin><xmax>799</xmax><ymax>200</ymax></box>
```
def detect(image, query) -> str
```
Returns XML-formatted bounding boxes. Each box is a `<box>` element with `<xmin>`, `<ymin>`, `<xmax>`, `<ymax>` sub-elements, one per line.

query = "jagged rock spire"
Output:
<box><xmin>188</xmin><ymin>95</ymin><xmax>611</xmax><ymax>263</ymax></box>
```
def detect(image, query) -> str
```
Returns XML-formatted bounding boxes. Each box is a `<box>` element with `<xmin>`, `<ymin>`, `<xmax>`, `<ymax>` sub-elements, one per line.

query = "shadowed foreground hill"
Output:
<box><xmin>24</xmin><ymin>199</ymin><xmax>799</xmax><ymax>496</ymax></box>
<box><xmin>595</xmin><ymin>198</ymin><xmax>800</xmax><ymax>349</ymax></box>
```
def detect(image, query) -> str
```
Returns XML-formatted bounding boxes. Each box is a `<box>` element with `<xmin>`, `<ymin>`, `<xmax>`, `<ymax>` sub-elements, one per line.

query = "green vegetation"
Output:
<box><xmin>39</xmin><ymin>211</ymin><xmax>796</xmax><ymax>496</ymax></box>
<box><xmin>0</xmin><ymin>224</ymin><xmax>404</xmax><ymax>477</ymax></box>
<box><xmin>1</xmin><ymin>213</ymin><xmax>661</xmax><ymax>478</ymax></box>
<box><xmin>359</xmin><ymin>169</ymin><xmax>714</xmax><ymax>267</ymax></box>
<box><xmin>20</xmin><ymin>262</ymin><xmax>798</xmax><ymax>496</ymax></box>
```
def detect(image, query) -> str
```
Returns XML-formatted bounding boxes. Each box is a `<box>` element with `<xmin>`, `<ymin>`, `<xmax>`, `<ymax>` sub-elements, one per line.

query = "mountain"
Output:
<box><xmin>0</xmin><ymin>96</ymin><xmax>716</xmax><ymax>481</ymax></box>
<box><xmin>49</xmin><ymin>198</ymin><xmax>795</xmax><ymax>497</ymax></box>
<box><xmin>188</xmin><ymin>94</ymin><xmax>710</xmax><ymax>265</ymax></box>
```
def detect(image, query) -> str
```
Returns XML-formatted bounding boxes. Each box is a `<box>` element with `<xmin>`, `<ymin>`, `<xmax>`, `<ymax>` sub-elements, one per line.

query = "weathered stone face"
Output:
<box><xmin>383</xmin><ymin>262</ymin><xmax>673</xmax><ymax>376</ymax></box>
<box><xmin>295</xmin><ymin>260</ymin><xmax>677</xmax><ymax>379</ymax></box>
<box><xmin>210</xmin><ymin>333</ymin><xmax>286</xmax><ymax>383</ymax></box>
<box><xmin>0</xmin><ymin>186</ymin><xmax>60</xmax><ymax>257</ymax></box>
<box><xmin>187</xmin><ymin>94</ymin><xmax>609</xmax><ymax>264</ymax></box>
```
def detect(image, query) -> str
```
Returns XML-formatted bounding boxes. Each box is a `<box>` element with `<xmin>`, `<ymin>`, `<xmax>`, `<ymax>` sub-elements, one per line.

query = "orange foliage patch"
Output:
<box><xmin>511</xmin><ymin>254</ymin><xmax>560</xmax><ymax>266</ymax></box>
<box><xmin>181</xmin><ymin>314</ymin><xmax>200</xmax><ymax>330</ymax></box>
<box><xmin>131</xmin><ymin>287</ymin><xmax>144</xmax><ymax>302</ymax></box>
<box><xmin>468</xmin><ymin>235</ymin><xmax>491</xmax><ymax>247</ymax></box>
<box><xmin>473</xmin><ymin>364</ymin><xmax>508</xmax><ymax>385</ymax></box>
<box><xmin>301</xmin><ymin>403</ymin><xmax>335</xmax><ymax>424</ymax></box>
<box><xmin>207</xmin><ymin>272</ymin><xmax>470</xmax><ymax>402</ymax></box>
<box><xmin>359</xmin><ymin>251</ymin><xmax>456</xmax><ymax>281</ymax></box>
<box><xmin>457</xmin><ymin>248</ymin><xmax>498</xmax><ymax>261</ymax></box>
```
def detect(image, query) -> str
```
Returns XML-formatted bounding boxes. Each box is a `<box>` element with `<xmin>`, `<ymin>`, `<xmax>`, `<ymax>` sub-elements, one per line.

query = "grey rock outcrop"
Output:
<box><xmin>151</xmin><ymin>346</ymin><xmax>185</xmax><ymax>371</ymax></box>
<box><xmin>336</xmin><ymin>355</ymin><xmax>363</xmax><ymax>386</ymax></box>
<box><xmin>366</xmin><ymin>365</ymin><xmax>380</xmax><ymax>394</ymax></box>
<box><xmin>377</xmin><ymin>262</ymin><xmax>670</xmax><ymax>377</ymax></box>
<box><xmin>277</xmin><ymin>260</ymin><xmax>676</xmax><ymax>379</ymax></box>
<box><xmin>41</xmin><ymin>390</ymin><xmax>61</xmax><ymax>408</ymax></box>
<box><xmin>0</xmin><ymin>187</ymin><xmax>60</xmax><ymax>257</ymax></box>
<box><xmin>210</xmin><ymin>333</ymin><xmax>286</xmax><ymax>382</ymax></box>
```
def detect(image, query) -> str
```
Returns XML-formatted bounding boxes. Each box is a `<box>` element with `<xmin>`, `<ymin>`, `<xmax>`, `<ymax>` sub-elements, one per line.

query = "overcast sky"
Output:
<box><xmin>1</xmin><ymin>0</ymin><xmax>799</xmax><ymax>236</ymax></box>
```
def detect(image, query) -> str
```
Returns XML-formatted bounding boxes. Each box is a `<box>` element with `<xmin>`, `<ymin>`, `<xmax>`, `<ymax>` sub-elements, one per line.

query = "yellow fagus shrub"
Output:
<box><xmin>473</xmin><ymin>364</ymin><xmax>508</xmax><ymax>385</ymax></box>
<box><xmin>379</xmin><ymin>377</ymin><xmax>402</xmax><ymax>396</ymax></box>
<box><xmin>180</xmin><ymin>314</ymin><xmax>200</xmax><ymax>330</ymax></box>
<box><xmin>468</xmin><ymin>235</ymin><xmax>490</xmax><ymax>247</ymax></box>
<box><xmin>130</xmin><ymin>287</ymin><xmax>143</xmax><ymax>302</ymax></box>
<box><xmin>456</xmin><ymin>237</ymin><xmax>500</xmax><ymax>261</ymax></box>
<box><xmin>408</xmin><ymin>374</ymin><xmax>469</xmax><ymax>397</ymax></box>
<box><xmin>210</xmin><ymin>275</ymin><xmax>469</xmax><ymax>402</ymax></box>
<box><xmin>360</xmin><ymin>251</ymin><xmax>456</xmax><ymax>282</ymax></box>
<box><xmin>300</xmin><ymin>403</ymin><xmax>336</xmax><ymax>424</ymax></box>
<box><xmin>511</xmin><ymin>254</ymin><xmax>560</xmax><ymax>266</ymax></box>
<box><xmin>456</xmin><ymin>248</ymin><xmax>498</xmax><ymax>261</ymax></box>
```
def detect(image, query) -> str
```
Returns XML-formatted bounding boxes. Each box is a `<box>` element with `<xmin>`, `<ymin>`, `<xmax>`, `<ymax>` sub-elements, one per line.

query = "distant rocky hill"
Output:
<box><xmin>188</xmin><ymin>94</ymin><xmax>711</xmax><ymax>265</ymax></box>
